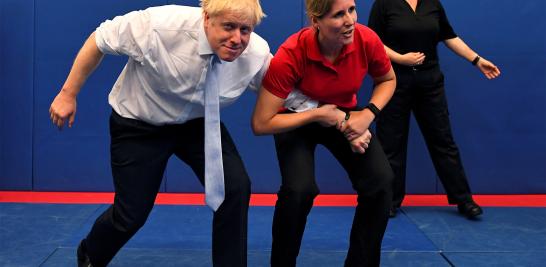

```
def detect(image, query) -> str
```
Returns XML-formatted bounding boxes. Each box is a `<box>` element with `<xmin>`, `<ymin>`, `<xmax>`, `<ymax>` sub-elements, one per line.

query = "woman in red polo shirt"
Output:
<box><xmin>252</xmin><ymin>0</ymin><xmax>396</xmax><ymax>266</ymax></box>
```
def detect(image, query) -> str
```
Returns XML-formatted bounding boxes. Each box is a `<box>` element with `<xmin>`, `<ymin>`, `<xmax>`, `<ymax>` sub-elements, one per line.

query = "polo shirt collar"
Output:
<box><xmin>306</xmin><ymin>29</ymin><xmax>323</xmax><ymax>61</ymax></box>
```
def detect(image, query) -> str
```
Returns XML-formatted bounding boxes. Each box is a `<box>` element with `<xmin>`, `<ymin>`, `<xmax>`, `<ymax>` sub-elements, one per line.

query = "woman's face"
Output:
<box><xmin>313</xmin><ymin>0</ymin><xmax>357</xmax><ymax>48</ymax></box>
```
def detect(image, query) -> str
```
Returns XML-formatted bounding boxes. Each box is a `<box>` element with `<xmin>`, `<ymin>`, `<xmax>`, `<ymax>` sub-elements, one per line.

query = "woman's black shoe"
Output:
<box><xmin>77</xmin><ymin>239</ymin><xmax>93</xmax><ymax>267</ymax></box>
<box><xmin>457</xmin><ymin>201</ymin><xmax>483</xmax><ymax>219</ymax></box>
<box><xmin>389</xmin><ymin>206</ymin><xmax>397</xmax><ymax>218</ymax></box>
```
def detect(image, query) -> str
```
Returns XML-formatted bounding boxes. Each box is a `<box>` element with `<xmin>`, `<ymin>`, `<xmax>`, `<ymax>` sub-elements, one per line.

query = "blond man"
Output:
<box><xmin>49</xmin><ymin>1</ymin><xmax>270</xmax><ymax>266</ymax></box>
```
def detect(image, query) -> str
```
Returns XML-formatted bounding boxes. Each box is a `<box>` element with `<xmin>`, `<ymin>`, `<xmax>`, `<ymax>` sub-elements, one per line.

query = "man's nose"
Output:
<box><xmin>229</xmin><ymin>30</ymin><xmax>242</xmax><ymax>45</ymax></box>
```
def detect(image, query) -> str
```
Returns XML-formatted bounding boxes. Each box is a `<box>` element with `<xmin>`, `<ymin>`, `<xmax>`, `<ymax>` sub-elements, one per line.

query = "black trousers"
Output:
<box><xmin>376</xmin><ymin>65</ymin><xmax>474</xmax><ymax>208</ymax></box>
<box><xmin>270</xmin><ymin>123</ymin><xmax>393</xmax><ymax>267</ymax></box>
<box><xmin>84</xmin><ymin>111</ymin><xmax>251</xmax><ymax>267</ymax></box>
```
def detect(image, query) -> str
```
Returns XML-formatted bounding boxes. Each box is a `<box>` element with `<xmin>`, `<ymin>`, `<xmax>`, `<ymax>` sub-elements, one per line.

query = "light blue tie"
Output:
<box><xmin>204</xmin><ymin>55</ymin><xmax>224</xmax><ymax>211</ymax></box>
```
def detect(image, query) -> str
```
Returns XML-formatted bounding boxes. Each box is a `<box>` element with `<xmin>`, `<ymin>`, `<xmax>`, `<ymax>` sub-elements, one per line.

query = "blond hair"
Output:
<box><xmin>305</xmin><ymin>0</ymin><xmax>334</xmax><ymax>20</ymax></box>
<box><xmin>200</xmin><ymin>0</ymin><xmax>266</xmax><ymax>25</ymax></box>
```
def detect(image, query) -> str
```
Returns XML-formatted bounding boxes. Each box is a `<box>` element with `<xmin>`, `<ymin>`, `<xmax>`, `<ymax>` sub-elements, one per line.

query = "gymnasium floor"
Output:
<box><xmin>1</xmin><ymin>193</ymin><xmax>545</xmax><ymax>266</ymax></box>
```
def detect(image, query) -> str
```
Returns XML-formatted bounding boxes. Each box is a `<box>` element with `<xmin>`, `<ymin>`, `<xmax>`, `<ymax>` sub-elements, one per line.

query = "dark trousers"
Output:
<box><xmin>84</xmin><ymin>111</ymin><xmax>251</xmax><ymax>267</ymax></box>
<box><xmin>270</xmin><ymin>123</ymin><xmax>393</xmax><ymax>267</ymax></box>
<box><xmin>376</xmin><ymin>65</ymin><xmax>473</xmax><ymax>208</ymax></box>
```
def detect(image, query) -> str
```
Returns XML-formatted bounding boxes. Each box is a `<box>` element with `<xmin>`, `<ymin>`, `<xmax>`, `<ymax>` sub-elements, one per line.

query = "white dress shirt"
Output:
<box><xmin>284</xmin><ymin>89</ymin><xmax>319</xmax><ymax>112</ymax></box>
<box><xmin>95</xmin><ymin>5</ymin><xmax>271</xmax><ymax>125</ymax></box>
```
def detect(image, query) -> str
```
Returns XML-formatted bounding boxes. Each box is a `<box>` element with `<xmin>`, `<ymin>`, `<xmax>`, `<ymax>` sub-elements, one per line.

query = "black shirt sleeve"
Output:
<box><xmin>437</xmin><ymin>0</ymin><xmax>457</xmax><ymax>40</ymax></box>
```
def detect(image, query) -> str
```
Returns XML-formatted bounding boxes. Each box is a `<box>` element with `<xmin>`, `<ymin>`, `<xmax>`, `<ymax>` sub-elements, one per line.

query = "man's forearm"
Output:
<box><xmin>61</xmin><ymin>32</ymin><xmax>105</xmax><ymax>96</ymax></box>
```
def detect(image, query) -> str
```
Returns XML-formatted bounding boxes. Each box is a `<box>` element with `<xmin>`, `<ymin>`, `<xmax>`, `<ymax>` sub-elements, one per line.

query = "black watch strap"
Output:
<box><xmin>472</xmin><ymin>55</ymin><xmax>481</xmax><ymax>65</ymax></box>
<box><xmin>364</xmin><ymin>103</ymin><xmax>381</xmax><ymax>120</ymax></box>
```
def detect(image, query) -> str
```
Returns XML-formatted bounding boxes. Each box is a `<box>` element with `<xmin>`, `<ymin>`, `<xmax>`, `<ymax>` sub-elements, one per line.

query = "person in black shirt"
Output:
<box><xmin>368</xmin><ymin>0</ymin><xmax>500</xmax><ymax>219</ymax></box>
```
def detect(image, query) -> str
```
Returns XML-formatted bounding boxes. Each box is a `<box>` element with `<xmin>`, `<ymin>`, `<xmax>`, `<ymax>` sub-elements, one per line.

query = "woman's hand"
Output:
<box><xmin>398</xmin><ymin>52</ymin><xmax>426</xmax><ymax>66</ymax></box>
<box><xmin>476</xmin><ymin>58</ymin><xmax>501</xmax><ymax>79</ymax></box>
<box><xmin>350</xmin><ymin>129</ymin><xmax>372</xmax><ymax>154</ymax></box>
<box><xmin>339</xmin><ymin>109</ymin><xmax>374</xmax><ymax>141</ymax></box>
<box><xmin>442</xmin><ymin>37</ymin><xmax>501</xmax><ymax>80</ymax></box>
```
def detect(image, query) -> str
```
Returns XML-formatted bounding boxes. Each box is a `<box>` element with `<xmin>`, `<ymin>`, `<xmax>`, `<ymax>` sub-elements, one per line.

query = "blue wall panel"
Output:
<box><xmin>0</xmin><ymin>0</ymin><xmax>545</xmax><ymax>194</ymax></box>
<box><xmin>437</xmin><ymin>0</ymin><xmax>546</xmax><ymax>193</ymax></box>
<box><xmin>32</xmin><ymin>0</ymin><xmax>167</xmax><ymax>191</ymax></box>
<box><xmin>0</xmin><ymin>0</ymin><xmax>34</xmax><ymax>190</ymax></box>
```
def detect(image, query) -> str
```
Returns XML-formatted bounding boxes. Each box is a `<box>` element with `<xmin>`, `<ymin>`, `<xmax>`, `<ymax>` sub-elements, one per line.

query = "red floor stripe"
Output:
<box><xmin>0</xmin><ymin>191</ymin><xmax>545</xmax><ymax>207</ymax></box>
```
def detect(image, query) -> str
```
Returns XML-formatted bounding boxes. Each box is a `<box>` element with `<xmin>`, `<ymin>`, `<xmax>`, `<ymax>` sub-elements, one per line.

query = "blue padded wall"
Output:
<box><xmin>0</xmin><ymin>0</ymin><xmax>34</xmax><ymax>190</ymax></box>
<box><xmin>0</xmin><ymin>0</ymin><xmax>545</xmax><ymax>194</ymax></box>
<box><xmin>437</xmin><ymin>0</ymin><xmax>546</xmax><ymax>193</ymax></box>
<box><xmin>32</xmin><ymin>0</ymin><xmax>168</xmax><ymax>191</ymax></box>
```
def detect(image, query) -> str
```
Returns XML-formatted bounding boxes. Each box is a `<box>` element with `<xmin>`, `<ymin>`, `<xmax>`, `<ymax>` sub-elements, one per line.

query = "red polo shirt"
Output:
<box><xmin>262</xmin><ymin>23</ymin><xmax>391</xmax><ymax>109</ymax></box>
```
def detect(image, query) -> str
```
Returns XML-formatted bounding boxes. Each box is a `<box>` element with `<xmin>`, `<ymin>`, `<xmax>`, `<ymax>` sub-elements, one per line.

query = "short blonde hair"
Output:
<box><xmin>200</xmin><ymin>0</ymin><xmax>266</xmax><ymax>25</ymax></box>
<box><xmin>305</xmin><ymin>0</ymin><xmax>334</xmax><ymax>20</ymax></box>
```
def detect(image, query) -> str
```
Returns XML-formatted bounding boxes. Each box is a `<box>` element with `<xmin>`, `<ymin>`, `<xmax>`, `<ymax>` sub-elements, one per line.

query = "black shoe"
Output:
<box><xmin>457</xmin><ymin>201</ymin><xmax>483</xmax><ymax>219</ymax></box>
<box><xmin>389</xmin><ymin>206</ymin><xmax>397</xmax><ymax>218</ymax></box>
<box><xmin>77</xmin><ymin>239</ymin><xmax>93</xmax><ymax>267</ymax></box>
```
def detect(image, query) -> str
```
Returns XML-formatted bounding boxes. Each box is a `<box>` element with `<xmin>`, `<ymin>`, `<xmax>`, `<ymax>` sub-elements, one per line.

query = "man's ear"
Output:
<box><xmin>203</xmin><ymin>11</ymin><xmax>211</xmax><ymax>26</ymax></box>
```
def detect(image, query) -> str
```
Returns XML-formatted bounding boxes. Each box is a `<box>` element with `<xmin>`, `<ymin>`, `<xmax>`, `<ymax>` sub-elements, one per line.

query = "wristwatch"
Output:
<box><xmin>364</xmin><ymin>103</ymin><xmax>381</xmax><ymax>120</ymax></box>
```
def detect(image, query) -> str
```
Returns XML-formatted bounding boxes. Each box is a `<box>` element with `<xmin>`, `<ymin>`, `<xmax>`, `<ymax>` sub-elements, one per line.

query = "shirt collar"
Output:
<box><xmin>198</xmin><ymin>19</ymin><xmax>214</xmax><ymax>56</ymax></box>
<box><xmin>306</xmin><ymin>28</ymin><xmax>323</xmax><ymax>61</ymax></box>
<box><xmin>305</xmin><ymin>27</ymin><xmax>356</xmax><ymax>63</ymax></box>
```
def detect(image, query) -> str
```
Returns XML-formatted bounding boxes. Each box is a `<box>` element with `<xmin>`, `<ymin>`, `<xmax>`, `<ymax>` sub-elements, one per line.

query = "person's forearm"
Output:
<box><xmin>369</xmin><ymin>78</ymin><xmax>395</xmax><ymax>110</ymax></box>
<box><xmin>365</xmin><ymin>68</ymin><xmax>396</xmax><ymax>119</ymax></box>
<box><xmin>342</xmin><ymin>69</ymin><xmax>396</xmax><ymax>138</ymax></box>
<box><xmin>252</xmin><ymin>87</ymin><xmax>337</xmax><ymax>135</ymax></box>
<box><xmin>444</xmin><ymin>37</ymin><xmax>477</xmax><ymax>62</ymax></box>
<box><xmin>356</xmin><ymin>78</ymin><xmax>395</xmax><ymax>126</ymax></box>
<box><xmin>252</xmin><ymin>109</ymin><xmax>324</xmax><ymax>135</ymax></box>
<box><xmin>60</xmin><ymin>32</ymin><xmax>105</xmax><ymax>97</ymax></box>
<box><xmin>384</xmin><ymin>45</ymin><xmax>404</xmax><ymax>64</ymax></box>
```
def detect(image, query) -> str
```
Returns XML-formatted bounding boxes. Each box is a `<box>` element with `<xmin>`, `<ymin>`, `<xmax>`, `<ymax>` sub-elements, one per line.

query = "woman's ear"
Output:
<box><xmin>311</xmin><ymin>16</ymin><xmax>319</xmax><ymax>31</ymax></box>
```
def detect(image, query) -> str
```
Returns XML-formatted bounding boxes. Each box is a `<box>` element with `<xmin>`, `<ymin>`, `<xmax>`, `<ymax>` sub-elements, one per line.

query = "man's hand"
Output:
<box><xmin>350</xmin><ymin>129</ymin><xmax>372</xmax><ymax>154</ymax></box>
<box><xmin>49</xmin><ymin>89</ymin><xmax>77</xmax><ymax>130</ymax></box>
<box><xmin>316</xmin><ymin>104</ymin><xmax>346</xmax><ymax>127</ymax></box>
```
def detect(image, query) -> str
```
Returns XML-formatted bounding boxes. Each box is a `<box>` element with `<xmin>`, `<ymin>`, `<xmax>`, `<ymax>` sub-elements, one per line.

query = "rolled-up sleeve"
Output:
<box><xmin>95</xmin><ymin>9</ymin><xmax>151</xmax><ymax>62</ymax></box>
